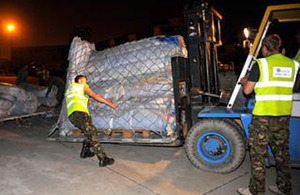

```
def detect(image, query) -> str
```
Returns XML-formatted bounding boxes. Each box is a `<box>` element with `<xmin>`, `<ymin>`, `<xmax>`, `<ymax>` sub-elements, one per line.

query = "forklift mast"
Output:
<box><xmin>185</xmin><ymin>1</ymin><xmax>222</xmax><ymax>98</ymax></box>
<box><xmin>172</xmin><ymin>1</ymin><xmax>223</xmax><ymax>131</ymax></box>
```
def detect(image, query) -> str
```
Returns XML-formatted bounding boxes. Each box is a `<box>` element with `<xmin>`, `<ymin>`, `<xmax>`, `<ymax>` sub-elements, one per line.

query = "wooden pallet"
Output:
<box><xmin>71</xmin><ymin>128</ymin><xmax>153</xmax><ymax>139</ymax></box>
<box><xmin>110</xmin><ymin>129</ymin><xmax>152</xmax><ymax>139</ymax></box>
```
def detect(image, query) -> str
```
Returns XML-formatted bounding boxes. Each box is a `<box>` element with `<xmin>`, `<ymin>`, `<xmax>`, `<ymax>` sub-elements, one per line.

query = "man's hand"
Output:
<box><xmin>239</xmin><ymin>76</ymin><xmax>256</xmax><ymax>95</ymax></box>
<box><xmin>110</xmin><ymin>102</ymin><xmax>118</xmax><ymax>109</ymax></box>
<box><xmin>94</xmin><ymin>94</ymin><xmax>118</xmax><ymax>109</ymax></box>
<box><xmin>239</xmin><ymin>76</ymin><xmax>248</xmax><ymax>86</ymax></box>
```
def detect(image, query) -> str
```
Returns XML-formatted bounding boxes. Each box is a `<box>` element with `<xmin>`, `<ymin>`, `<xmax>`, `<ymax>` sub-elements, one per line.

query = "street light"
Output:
<box><xmin>7</xmin><ymin>24</ymin><xmax>15</xmax><ymax>32</ymax></box>
<box><xmin>243</xmin><ymin>28</ymin><xmax>250</xmax><ymax>39</ymax></box>
<box><xmin>243</xmin><ymin>28</ymin><xmax>251</xmax><ymax>49</ymax></box>
<box><xmin>6</xmin><ymin>23</ymin><xmax>16</xmax><ymax>63</ymax></box>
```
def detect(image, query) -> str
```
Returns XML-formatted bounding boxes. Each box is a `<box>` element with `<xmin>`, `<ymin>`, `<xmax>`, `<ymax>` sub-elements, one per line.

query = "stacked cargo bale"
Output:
<box><xmin>54</xmin><ymin>36</ymin><xmax>186</xmax><ymax>139</ymax></box>
<box><xmin>0</xmin><ymin>84</ymin><xmax>39</xmax><ymax>118</ymax></box>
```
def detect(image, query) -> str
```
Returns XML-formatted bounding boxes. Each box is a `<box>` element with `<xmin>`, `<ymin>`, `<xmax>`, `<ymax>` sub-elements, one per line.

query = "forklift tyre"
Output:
<box><xmin>185</xmin><ymin>120</ymin><xmax>246</xmax><ymax>174</ymax></box>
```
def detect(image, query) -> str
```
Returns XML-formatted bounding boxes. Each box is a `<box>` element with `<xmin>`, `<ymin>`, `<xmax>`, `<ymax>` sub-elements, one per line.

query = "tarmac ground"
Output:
<box><xmin>0</xmin><ymin>116</ymin><xmax>299</xmax><ymax>195</ymax></box>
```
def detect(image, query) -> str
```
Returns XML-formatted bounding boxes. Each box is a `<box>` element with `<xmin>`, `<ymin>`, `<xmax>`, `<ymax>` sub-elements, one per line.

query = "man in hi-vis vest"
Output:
<box><xmin>238</xmin><ymin>34</ymin><xmax>299</xmax><ymax>195</ymax></box>
<box><xmin>66</xmin><ymin>75</ymin><xmax>118</xmax><ymax>167</ymax></box>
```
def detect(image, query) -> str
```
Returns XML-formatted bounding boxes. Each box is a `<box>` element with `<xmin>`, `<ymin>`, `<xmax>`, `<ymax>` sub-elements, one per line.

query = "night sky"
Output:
<box><xmin>0</xmin><ymin>0</ymin><xmax>298</xmax><ymax>47</ymax></box>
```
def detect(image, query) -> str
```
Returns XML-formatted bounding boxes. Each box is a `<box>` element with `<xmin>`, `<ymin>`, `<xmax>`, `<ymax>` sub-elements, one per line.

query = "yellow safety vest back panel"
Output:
<box><xmin>66</xmin><ymin>83</ymin><xmax>90</xmax><ymax>116</ymax></box>
<box><xmin>253</xmin><ymin>54</ymin><xmax>299</xmax><ymax>116</ymax></box>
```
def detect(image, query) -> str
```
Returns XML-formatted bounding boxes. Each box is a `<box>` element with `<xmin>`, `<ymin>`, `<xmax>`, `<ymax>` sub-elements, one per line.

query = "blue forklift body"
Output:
<box><xmin>197</xmin><ymin>106</ymin><xmax>300</xmax><ymax>163</ymax></box>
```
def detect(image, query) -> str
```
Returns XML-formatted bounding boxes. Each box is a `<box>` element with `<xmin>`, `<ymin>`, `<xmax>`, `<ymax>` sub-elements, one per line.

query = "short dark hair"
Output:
<box><xmin>262</xmin><ymin>34</ymin><xmax>281</xmax><ymax>52</ymax></box>
<box><xmin>74</xmin><ymin>75</ymin><xmax>87</xmax><ymax>83</ymax></box>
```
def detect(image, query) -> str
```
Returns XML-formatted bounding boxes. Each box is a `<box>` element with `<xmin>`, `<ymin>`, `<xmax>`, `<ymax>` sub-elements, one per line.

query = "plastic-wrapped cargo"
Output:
<box><xmin>0</xmin><ymin>82</ymin><xmax>61</xmax><ymax>119</ymax></box>
<box><xmin>20</xmin><ymin>83</ymin><xmax>59</xmax><ymax>107</ymax></box>
<box><xmin>52</xmin><ymin>36</ymin><xmax>187</xmax><ymax>140</ymax></box>
<box><xmin>0</xmin><ymin>84</ymin><xmax>39</xmax><ymax>118</ymax></box>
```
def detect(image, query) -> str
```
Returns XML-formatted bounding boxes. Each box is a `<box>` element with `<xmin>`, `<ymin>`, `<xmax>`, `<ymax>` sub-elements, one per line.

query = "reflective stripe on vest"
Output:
<box><xmin>66</xmin><ymin>93</ymin><xmax>88</xmax><ymax>101</ymax></box>
<box><xmin>255</xmin><ymin>95</ymin><xmax>293</xmax><ymax>101</ymax></box>
<box><xmin>66</xmin><ymin>83</ymin><xmax>89</xmax><ymax>116</ymax></box>
<box><xmin>253</xmin><ymin>54</ymin><xmax>298</xmax><ymax>116</ymax></box>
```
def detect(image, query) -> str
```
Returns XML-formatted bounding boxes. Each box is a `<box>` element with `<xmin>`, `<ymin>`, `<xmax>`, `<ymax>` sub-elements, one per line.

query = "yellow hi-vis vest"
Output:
<box><xmin>253</xmin><ymin>54</ymin><xmax>299</xmax><ymax>116</ymax></box>
<box><xmin>66</xmin><ymin>83</ymin><xmax>90</xmax><ymax>116</ymax></box>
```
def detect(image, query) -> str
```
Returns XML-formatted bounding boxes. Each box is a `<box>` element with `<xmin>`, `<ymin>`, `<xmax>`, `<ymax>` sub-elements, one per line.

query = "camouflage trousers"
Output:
<box><xmin>248</xmin><ymin>115</ymin><xmax>292</xmax><ymax>195</ymax></box>
<box><xmin>69</xmin><ymin>111</ymin><xmax>107</xmax><ymax>158</ymax></box>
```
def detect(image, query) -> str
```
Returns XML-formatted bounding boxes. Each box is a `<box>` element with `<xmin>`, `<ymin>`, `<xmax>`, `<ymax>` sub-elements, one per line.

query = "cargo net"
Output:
<box><xmin>53</xmin><ymin>36</ymin><xmax>187</xmax><ymax>139</ymax></box>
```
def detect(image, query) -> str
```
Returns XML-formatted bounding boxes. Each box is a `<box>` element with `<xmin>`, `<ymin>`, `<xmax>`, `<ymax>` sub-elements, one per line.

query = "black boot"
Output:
<box><xmin>80</xmin><ymin>142</ymin><xmax>95</xmax><ymax>159</ymax></box>
<box><xmin>98</xmin><ymin>154</ymin><xmax>115</xmax><ymax>167</ymax></box>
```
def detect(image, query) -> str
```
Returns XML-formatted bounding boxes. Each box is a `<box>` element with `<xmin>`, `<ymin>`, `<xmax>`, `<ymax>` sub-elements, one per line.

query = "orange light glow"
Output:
<box><xmin>7</xmin><ymin>24</ymin><xmax>15</xmax><ymax>32</ymax></box>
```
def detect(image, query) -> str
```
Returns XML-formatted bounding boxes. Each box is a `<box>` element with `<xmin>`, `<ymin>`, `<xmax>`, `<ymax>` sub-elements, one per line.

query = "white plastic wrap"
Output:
<box><xmin>54</xmin><ymin>36</ymin><xmax>186</xmax><ymax>137</ymax></box>
<box><xmin>0</xmin><ymin>84</ymin><xmax>39</xmax><ymax>117</ymax></box>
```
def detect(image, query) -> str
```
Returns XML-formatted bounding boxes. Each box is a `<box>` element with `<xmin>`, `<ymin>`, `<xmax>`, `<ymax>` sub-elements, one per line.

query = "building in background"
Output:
<box><xmin>12</xmin><ymin>45</ymin><xmax>69</xmax><ymax>78</ymax></box>
<box><xmin>0</xmin><ymin>32</ymin><xmax>13</xmax><ymax>75</ymax></box>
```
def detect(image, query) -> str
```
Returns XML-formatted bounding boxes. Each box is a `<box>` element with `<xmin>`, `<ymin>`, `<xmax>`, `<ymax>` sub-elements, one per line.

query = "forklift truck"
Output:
<box><xmin>175</xmin><ymin>3</ymin><xmax>300</xmax><ymax>173</ymax></box>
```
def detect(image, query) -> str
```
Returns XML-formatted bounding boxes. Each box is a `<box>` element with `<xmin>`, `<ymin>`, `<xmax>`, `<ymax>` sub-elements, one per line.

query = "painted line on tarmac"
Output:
<box><xmin>202</xmin><ymin>171</ymin><xmax>250</xmax><ymax>195</ymax></box>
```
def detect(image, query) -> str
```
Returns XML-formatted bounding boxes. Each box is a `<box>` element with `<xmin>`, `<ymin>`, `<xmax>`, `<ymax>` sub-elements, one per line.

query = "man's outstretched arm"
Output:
<box><xmin>84</xmin><ymin>85</ymin><xmax>118</xmax><ymax>109</ymax></box>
